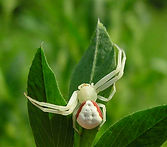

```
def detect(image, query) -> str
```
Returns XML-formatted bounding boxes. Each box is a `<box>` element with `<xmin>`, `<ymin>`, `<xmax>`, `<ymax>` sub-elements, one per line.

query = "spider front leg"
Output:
<box><xmin>28</xmin><ymin>99</ymin><xmax>77</xmax><ymax>115</ymax></box>
<box><xmin>95</xmin><ymin>43</ymin><xmax>125</xmax><ymax>91</ymax></box>
<box><xmin>95</xmin><ymin>44</ymin><xmax>126</xmax><ymax>93</ymax></box>
<box><xmin>98</xmin><ymin>103</ymin><xmax>106</xmax><ymax>129</ymax></box>
<box><xmin>24</xmin><ymin>91</ymin><xmax>78</xmax><ymax>115</ymax></box>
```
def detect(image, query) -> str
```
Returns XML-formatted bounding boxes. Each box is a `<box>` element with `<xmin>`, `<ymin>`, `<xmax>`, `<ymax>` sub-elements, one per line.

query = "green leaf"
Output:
<box><xmin>27</xmin><ymin>48</ymin><xmax>73</xmax><ymax>147</ymax></box>
<box><xmin>69</xmin><ymin>20</ymin><xmax>116</xmax><ymax>147</ymax></box>
<box><xmin>95</xmin><ymin>105</ymin><xmax>167</xmax><ymax>147</ymax></box>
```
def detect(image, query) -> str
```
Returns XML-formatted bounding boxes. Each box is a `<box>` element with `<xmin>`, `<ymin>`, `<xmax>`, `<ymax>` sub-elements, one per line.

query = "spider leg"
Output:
<box><xmin>28</xmin><ymin>100</ymin><xmax>66</xmax><ymax>115</ymax></box>
<box><xmin>95</xmin><ymin>47</ymin><xmax>126</xmax><ymax>93</ymax></box>
<box><xmin>97</xmin><ymin>103</ymin><xmax>106</xmax><ymax>129</ymax></box>
<box><xmin>97</xmin><ymin>83</ymin><xmax>116</xmax><ymax>102</ymax></box>
<box><xmin>24</xmin><ymin>91</ymin><xmax>78</xmax><ymax>114</ymax></box>
<box><xmin>27</xmin><ymin>97</ymin><xmax>77</xmax><ymax>115</ymax></box>
<box><xmin>94</xmin><ymin>43</ymin><xmax>123</xmax><ymax>90</ymax></box>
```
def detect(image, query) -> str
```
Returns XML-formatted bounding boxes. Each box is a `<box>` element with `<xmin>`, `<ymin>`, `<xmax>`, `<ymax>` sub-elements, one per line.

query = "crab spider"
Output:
<box><xmin>24</xmin><ymin>43</ymin><xmax>126</xmax><ymax>133</ymax></box>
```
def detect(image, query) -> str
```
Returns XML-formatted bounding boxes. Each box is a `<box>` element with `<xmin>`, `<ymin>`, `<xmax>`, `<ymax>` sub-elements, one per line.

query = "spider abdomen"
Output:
<box><xmin>76</xmin><ymin>100</ymin><xmax>102</xmax><ymax>129</ymax></box>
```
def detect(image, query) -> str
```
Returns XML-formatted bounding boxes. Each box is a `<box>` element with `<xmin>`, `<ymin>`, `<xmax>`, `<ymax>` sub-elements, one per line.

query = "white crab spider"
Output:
<box><xmin>24</xmin><ymin>43</ymin><xmax>126</xmax><ymax>133</ymax></box>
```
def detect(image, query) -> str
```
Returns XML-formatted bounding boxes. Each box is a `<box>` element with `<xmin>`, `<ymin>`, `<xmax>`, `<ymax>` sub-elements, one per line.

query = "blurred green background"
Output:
<box><xmin>0</xmin><ymin>0</ymin><xmax>167</xmax><ymax>146</ymax></box>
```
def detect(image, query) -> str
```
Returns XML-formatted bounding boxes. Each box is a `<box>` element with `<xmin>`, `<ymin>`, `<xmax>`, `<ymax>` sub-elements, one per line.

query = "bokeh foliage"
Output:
<box><xmin>0</xmin><ymin>0</ymin><xmax>167</xmax><ymax>146</ymax></box>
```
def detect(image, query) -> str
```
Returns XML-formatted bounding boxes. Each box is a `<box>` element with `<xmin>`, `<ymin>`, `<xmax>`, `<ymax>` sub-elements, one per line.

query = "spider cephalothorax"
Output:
<box><xmin>77</xmin><ymin>83</ymin><xmax>97</xmax><ymax>103</ymax></box>
<box><xmin>24</xmin><ymin>43</ymin><xmax>126</xmax><ymax>133</ymax></box>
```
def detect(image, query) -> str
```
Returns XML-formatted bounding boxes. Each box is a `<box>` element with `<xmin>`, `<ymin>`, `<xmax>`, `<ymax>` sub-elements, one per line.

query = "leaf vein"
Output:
<box><xmin>126</xmin><ymin>115</ymin><xmax>167</xmax><ymax>146</ymax></box>
<box><xmin>41</xmin><ymin>50</ymin><xmax>55</xmax><ymax>146</ymax></box>
<box><xmin>90</xmin><ymin>25</ymin><xmax>99</xmax><ymax>83</ymax></box>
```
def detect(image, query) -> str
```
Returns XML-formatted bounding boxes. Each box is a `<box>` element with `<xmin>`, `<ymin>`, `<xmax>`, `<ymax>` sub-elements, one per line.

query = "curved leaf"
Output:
<box><xmin>27</xmin><ymin>48</ymin><xmax>73</xmax><ymax>147</ymax></box>
<box><xmin>95</xmin><ymin>105</ymin><xmax>167</xmax><ymax>147</ymax></box>
<box><xmin>69</xmin><ymin>20</ymin><xmax>116</xmax><ymax>147</ymax></box>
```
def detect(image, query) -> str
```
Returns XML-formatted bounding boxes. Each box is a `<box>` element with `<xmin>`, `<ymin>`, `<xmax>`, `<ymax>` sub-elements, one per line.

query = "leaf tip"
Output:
<box><xmin>40</xmin><ymin>41</ymin><xmax>45</xmax><ymax>48</ymax></box>
<box><xmin>97</xmin><ymin>18</ymin><xmax>103</xmax><ymax>27</ymax></box>
<box><xmin>36</xmin><ymin>47</ymin><xmax>42</xmax><ymax>56</ymax></box>
<box><xmin>36</xmin><ymin>45</ymin><xmax>45</xmax><ymax>55</ymax></box>
<box><xmin>97</xmin><ymin>18</ymin><xmax>100</xmax><ymax>24</ymax></box>
<box><xmin>97</xmin><ymin>19</ymin><xmax>107</xmax><ymax>33</ymax></box>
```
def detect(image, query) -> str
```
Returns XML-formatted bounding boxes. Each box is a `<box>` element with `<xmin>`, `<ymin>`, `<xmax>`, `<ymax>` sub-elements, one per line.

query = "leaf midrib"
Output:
<box><xmin>89</xmin><ymin>25</ymin><xmax>99</xmax><ymax>83</ymax></box>
<box><xmin>40</xmin><ymin>50</ymin><xmax>55</xmax><ymax>147</ymax></box>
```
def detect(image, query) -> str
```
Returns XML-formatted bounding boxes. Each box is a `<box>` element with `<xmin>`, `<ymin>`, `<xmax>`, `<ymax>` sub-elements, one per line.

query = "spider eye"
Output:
<box><xmin>78</xmin><ymin>83</ymin><xmax>90</xmax><ymax>89</ymax></box>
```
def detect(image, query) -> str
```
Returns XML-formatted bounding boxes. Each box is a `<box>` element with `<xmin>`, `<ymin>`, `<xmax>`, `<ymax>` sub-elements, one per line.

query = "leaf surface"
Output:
<box><xmin>27</xmin><ymin>48</ymin><xmax>73</xmax><ymax>147</ymax></box>
<box><xmin>95</xmin><ymin>105</ymin><xmax>167</xmax><ymax>147</ymax></box>
<box><xmin>69</xmin><ymin>20</ymin><xmax>116</xmax><ymax>147</ymax></box>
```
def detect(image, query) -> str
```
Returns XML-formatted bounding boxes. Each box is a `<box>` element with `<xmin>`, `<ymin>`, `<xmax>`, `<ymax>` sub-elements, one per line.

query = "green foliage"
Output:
<box><xmin>95</xmin><ymin>105</ymin><xmax>167</xmax><ymax>147</ymax></box>
<box><xmin>69</xmin><ymin>20</ymin><xmax>115</xmax><ymax>147</ymax></box>
<box><xmin>26</xmin><ymin>21</ymin><xmax>167</xmax><ymax>147</ymax></box>
<box><xmin>0</xmin><ymin>0</ymin><xmax>167</xmax><ymax>146</ymax></box>
<box><xmin>27</xmin><ymin>48</ymin><xmax>73</xmax><ymax>147</ymax></box>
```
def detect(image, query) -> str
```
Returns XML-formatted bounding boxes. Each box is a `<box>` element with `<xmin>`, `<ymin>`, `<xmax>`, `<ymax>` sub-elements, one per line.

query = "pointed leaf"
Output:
<box><xmin>27</xmin><ymin>48</ymin><xmax>73</xmax><ymax>147</ymax></box>
<box><xmin>69</xmin><ymin>20</ymin><xmax>116</xmax><ymax>147</ymax></box>
<box><xmin>95</xmin><ymin>105</ymin><xmax>167</xmax><ymax>147</ymax></box>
